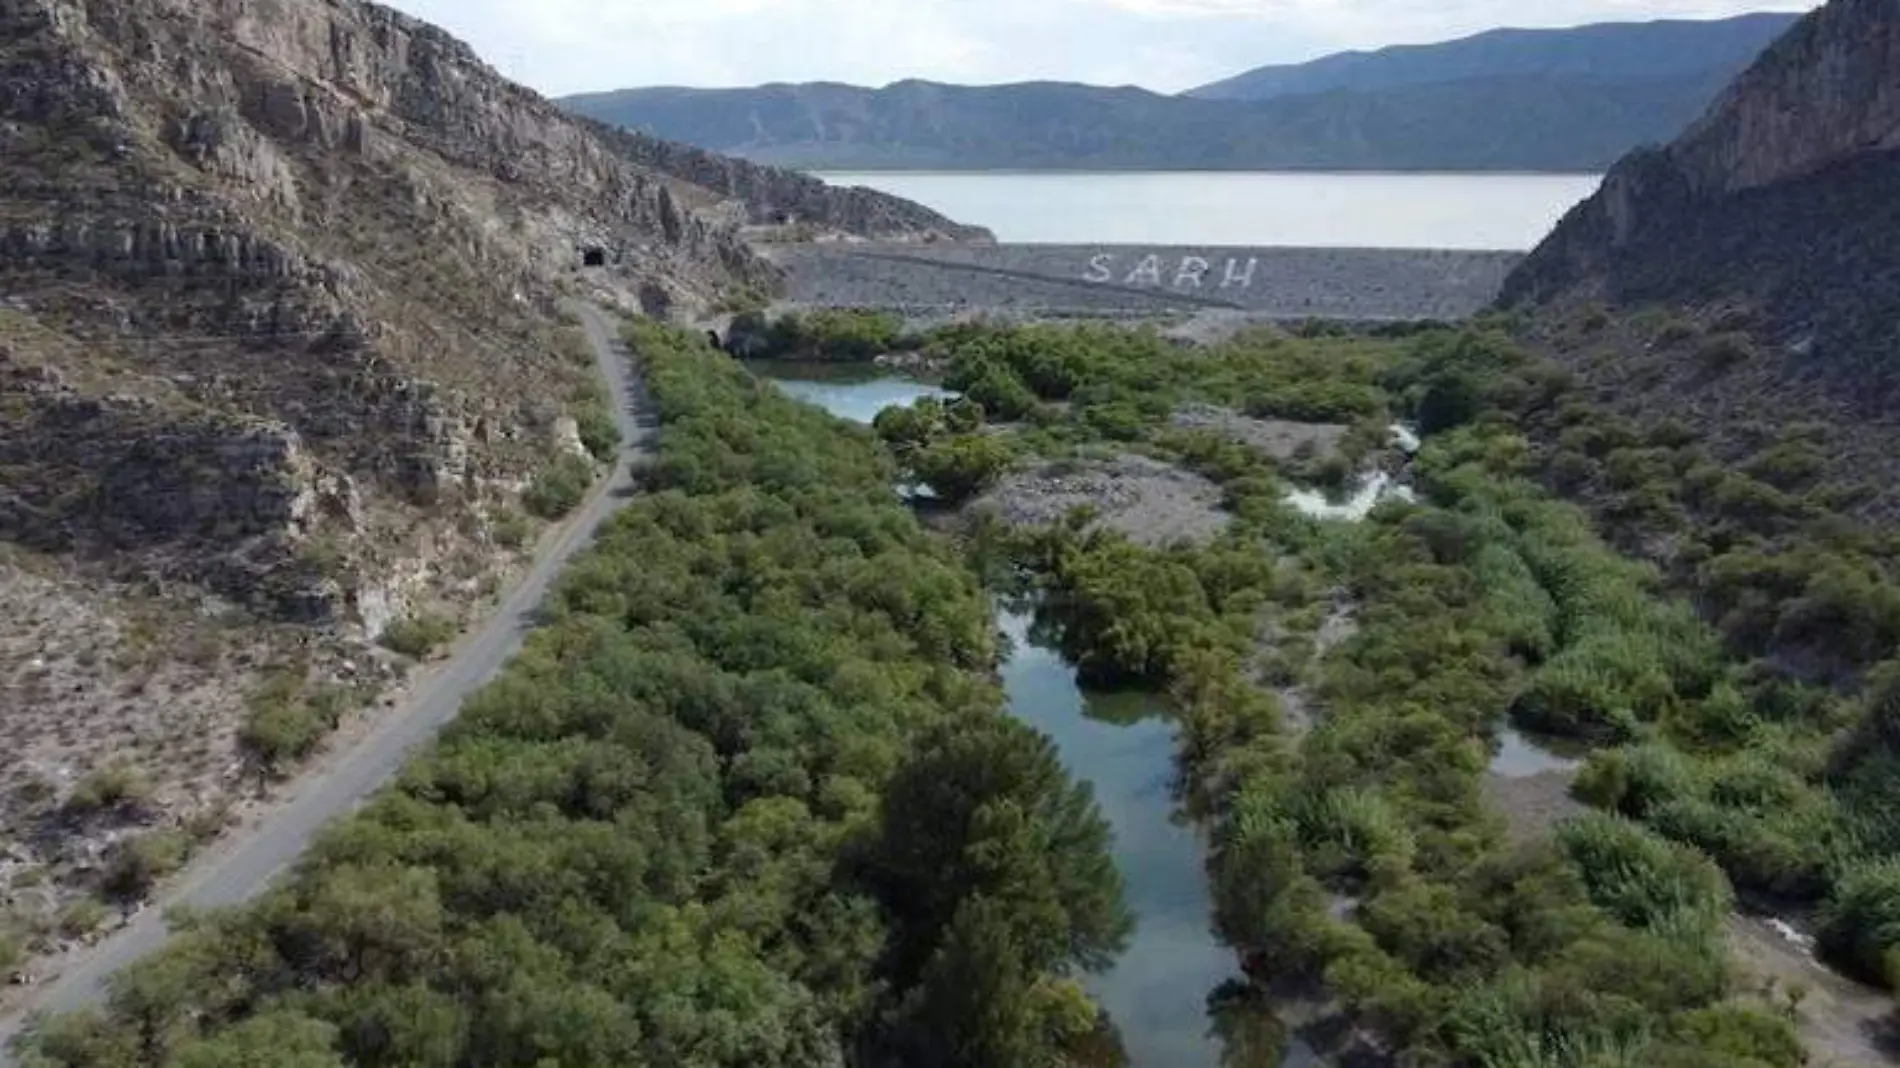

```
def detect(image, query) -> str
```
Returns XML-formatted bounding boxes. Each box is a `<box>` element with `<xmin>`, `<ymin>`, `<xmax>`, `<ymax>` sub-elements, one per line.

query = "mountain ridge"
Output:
<box><xmin>1189</xmin><ymin>12</ymin><xmax>1802</xmax><ymax>100</ymax></box>
<box><xmin>1502</xmin><ymin>0</ymin><xmax>1900</xmax><ymax>512</ymax></box>
<box><xmin>562</xmin><ymin>13</ymin><xmax>1802</xmax><ymax>173</ymax></box>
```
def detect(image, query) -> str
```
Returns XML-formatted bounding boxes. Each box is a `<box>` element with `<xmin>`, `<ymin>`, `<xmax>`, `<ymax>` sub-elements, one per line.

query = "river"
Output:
<box><xmin>757</xmin><ymin>355</ymin><xmax>1898</xmax><ymax>1068</ymax></box>
<box><xmin>811</xmin><ymin>170</ymin><xmax>1601</xmax><ymax>250</ymax></box>
<box><xmin>765</xmin><ymin>366</ymin><xmax>1307</xmax><ymax>1067</ymax></box>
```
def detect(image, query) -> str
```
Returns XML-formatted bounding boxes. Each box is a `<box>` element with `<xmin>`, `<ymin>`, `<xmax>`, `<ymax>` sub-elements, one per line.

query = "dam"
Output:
<box><xmin>766</xmin><ymin>242</ymin><xmax>1525</xmax><ymax>321</ymax></box>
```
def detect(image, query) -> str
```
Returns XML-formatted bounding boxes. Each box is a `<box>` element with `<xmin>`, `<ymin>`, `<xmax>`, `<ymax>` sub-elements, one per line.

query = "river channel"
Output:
<box><xmin>760</xmin><ymin>365</ymin><xmax>1314</xmax><ymax>1067</ymax></box>
<box><xmin>760</xmin><ymin>363</ymin><xmax>1900</xmax><ymax>1068</ymax></box>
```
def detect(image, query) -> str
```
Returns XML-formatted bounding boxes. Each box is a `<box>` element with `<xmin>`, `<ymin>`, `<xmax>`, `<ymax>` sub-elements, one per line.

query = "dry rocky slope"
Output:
<box><xmin>0</xmin><ymin>0</ymin><xmax>969</xmax><ymax>963</ymax></box>
<box><xmin>1501</xmin><ymin>0</ymin><xmax>1900</xmax><ymax>513</ymax></box>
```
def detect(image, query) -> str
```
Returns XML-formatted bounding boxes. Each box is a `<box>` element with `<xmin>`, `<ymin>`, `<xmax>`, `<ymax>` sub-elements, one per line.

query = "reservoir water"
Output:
<box><xmin>812</xmin><ymin>170</ymin><xmax>1601</xmax><ymax>250</ymax></box>
<box><xmin>765</xmin><ymin>370</ymin><xmax>1287</xmax><ymax>1067</ymax></box>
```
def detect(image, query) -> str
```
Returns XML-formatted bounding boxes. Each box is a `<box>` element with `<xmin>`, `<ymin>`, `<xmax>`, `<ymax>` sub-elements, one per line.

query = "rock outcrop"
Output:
<box><xmin>1500</xmin><ymin>0</ymin><xmax>1900</xmax><ymax>507</ymax></box>
<box><xmin>1504</xmin><ymin>0</ymin><xmax>1899</xmax><ymax>311</ymax></box>
<box><xmin>583</xmin><ymin>118</ymin><xmax>994</xmax><ymax>243</ymax></box>
<box><xmin>0</xmin><ymin>0</ymin><xmax>982</xmax><ymax>942</ymax></box>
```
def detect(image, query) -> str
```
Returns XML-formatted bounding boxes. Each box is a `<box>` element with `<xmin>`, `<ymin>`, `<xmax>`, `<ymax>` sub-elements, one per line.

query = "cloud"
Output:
<box><xmin>385</xmin><ymin>0</ymin><xmax>1821</xmax><ymax>96</ymax></box>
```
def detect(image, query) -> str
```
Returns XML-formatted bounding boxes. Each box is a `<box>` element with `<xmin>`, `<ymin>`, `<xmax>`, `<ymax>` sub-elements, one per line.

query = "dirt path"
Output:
<box><xmin>1481</xmin><ymin>765</ymin><xmax>1897</xmax><ymax>1066</ymax></box>
<box><xmin>1726</xmin><ymin>913</ymin><xmax>1897</xmax><ymax>1066</ymax></box>
<box><xmin>0</xmin><ymin>303</ymin><xmax>655</xmax><ymax>1060</ymax></box>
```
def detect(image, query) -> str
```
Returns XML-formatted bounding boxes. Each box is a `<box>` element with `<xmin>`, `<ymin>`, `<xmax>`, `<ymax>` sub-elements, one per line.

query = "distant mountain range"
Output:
<box><xmin>561</xmin><ymin>13</ymin><xmax>1802</xmax><ymax>173</ymax></box>
<box><xmin>1188</xmin><ymin>13</ymin><xmax>1801</xmax><ymax>100</ymax></box>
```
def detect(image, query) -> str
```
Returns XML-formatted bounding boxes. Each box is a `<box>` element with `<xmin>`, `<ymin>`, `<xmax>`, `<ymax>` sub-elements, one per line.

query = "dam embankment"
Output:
<box><xmin>765</xmin><ymin>242</ymin><xmax>1524</xmax><ymax>321</ymax></box>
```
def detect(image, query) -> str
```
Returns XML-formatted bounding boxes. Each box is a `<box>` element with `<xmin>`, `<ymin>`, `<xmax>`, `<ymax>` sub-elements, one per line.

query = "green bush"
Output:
<box><xmin>1696</xmin><ymin>332</ymin><xmax>1757</xmax><ymax>373</ymax></box>
<box><xmin>491</xmin><ymin>508</ymin><xmax>535</xmax><ymax>550</ymax></box>
<box><xmin>730</xmin><ymin>308</ymin><xmax>905</xmax><ymax>362</ymax></box>
<box><xmin>911</xmin><ymin>434</ymin><xmax>1015</xmax><ymax>502</ymax></box>
<box><xmin>947</xmin><ymin>360</ymin><xmax>1040</xmax><ymax>422</ymax></box>
<box><xmin>1573</xmin><ymin>742</ymin><xmax>1698</xmax><ymax>818</ymax></box>
<box><xmin>570</xmin><ymin>381</ymin><xmax>623</xmax><ymax>462</ymax></box>
<box><xmin>65</xmin><ymin>762</ymin><xmax>153</xmax><ymax>816</ymax></box>
<box><xmin>1653</xmin><ymin>317</ymin><xmax>1700</xmax><ymax>348</ymax></box>
<box><xmin>239</xmin><ymin>699</ymin><xmax>329</xmax><ymax>772</ymax></box>
<box><xmin>524</xmin><ymin>453</ymin><xmax>595</xmax><ymax>519</ymax></box>
<box><xmin>378</xmin><ymin>613</ymin><xmax>458</xmax><ymax>659</ymax></box>
<box><xmin>100</xmin><ymin>831</ymin><xmax>190</xmax><ymax>905</ymax></box>
<box><xmin>57</xmin><ymin>899</ymin><xmax>108</xmax><ymax>938</ymax></box>
<box><xmin>1555</xmin><ymin>813</ymin><xmax>1732</xmax><ymax>932</ymax></box>
<box><xmin>1817</xmin><ymin>859</ymin><xmax>1900</xmax><ymax>985</ymax></box>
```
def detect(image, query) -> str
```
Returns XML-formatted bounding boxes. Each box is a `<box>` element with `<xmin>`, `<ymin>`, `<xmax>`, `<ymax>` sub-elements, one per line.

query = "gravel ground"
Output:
<box><xmin>971</xmin><ymin>454</ymin><xmax>1229</xmax><ymax>547</ymax></box>
<box><xmin>1171</xmin><ymin>405</ymin><xmax>1348</xmax><ymax>461</ymax></box>
<box><xmin>765</xmin><ymin>243</ymin><xmax>1521</xmax><ymax>320</ymax></box>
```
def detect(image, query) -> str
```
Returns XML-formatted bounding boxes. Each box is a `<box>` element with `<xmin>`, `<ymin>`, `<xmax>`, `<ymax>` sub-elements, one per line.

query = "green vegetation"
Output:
<box><xmin>490</xmin><ymin>508</ymin><xmax>536</xmax><ymax>550</ymax></box>
<box><xmin>728</xmin><ymin>308</ymin><xmax>906</xmax><ymax>362</ymax></box>
<box><xmin>523</xmin><ymin>452</ymin><xmax>596</xmax><ymax>519</ymax></box>
<box><xmin>100</xmin><ymin>831</ymin><xmax>192</xmax><ymax>907</ymax></box>
<box><xmin>377</xmin><ymin>613</ymin><xmax>458</xmax><ymax>660</ymax></box>
<box><xmin>31</xmin><ymin>307</ymin><xmax>1900</xmax><ymax>1065</ymax></box>
<box><xmin>879</xmin><ymin>318</ymin><xmax>1859</xmax><ymax>1062</ymax></box>
<box><xmin>239</xmin><ymin>673</ymin><xmax>359</xmax><ymax>778</ymax></box>
<box><xmin>872</xmin><ymin>397</ymin><xmax>1017</xmax><ymax>502</ymax></box>
<box><xmin>64</xmin><ymin>763</ymin><xmax>153</xmax><ymax>818</ymax></box>
<box><xmin>56</xmin><ymin>899</ymin><xmax>108</xmax><ymax>940</ymax></box>
<box><xmin>569</xmin><ymin>378</ymin><xmax>624</xmax><ymax>463</ymax></box>
<box><xmin>20</xmin><ymin>323</ymin><xmax>1126</xmax><ymax>1068</ymax></box>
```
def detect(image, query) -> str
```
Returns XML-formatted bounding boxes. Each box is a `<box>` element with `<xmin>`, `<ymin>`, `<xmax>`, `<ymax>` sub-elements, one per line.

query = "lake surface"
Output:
<box><xmin>813</xmin><ymin>170</ymin><xmax>1601</xmax><ymax>250</ymax></box>
<box><xmin>763</xmin><ymin>368</ymin><xmax>1295</xmax><ymax>1067</ymax></box>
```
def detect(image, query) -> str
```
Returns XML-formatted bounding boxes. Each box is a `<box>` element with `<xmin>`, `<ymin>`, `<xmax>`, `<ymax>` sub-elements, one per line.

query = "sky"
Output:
<box><xmin>385</xmin><ymin>0</ymin><xmax>1823</xmax><ymax>97</ymax></box>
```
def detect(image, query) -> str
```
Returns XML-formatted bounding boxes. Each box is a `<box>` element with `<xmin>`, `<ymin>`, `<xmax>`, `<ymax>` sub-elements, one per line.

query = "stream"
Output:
<box><xmin>762</xmin><ymin>365</ymin><xmax>1318</xmax><ymax>1067</ymax></box>
<box><xmin>757</xmin><ymin>366</ymin><xmax>1896</xmax><ymax>1067</ymax></box>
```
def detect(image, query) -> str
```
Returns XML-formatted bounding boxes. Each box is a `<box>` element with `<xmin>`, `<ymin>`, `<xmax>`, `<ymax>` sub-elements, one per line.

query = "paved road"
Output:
<box><xmin>0</xmin><ymin>303</ymin><xmax>653</xmax><ymax>1059</ymax></box>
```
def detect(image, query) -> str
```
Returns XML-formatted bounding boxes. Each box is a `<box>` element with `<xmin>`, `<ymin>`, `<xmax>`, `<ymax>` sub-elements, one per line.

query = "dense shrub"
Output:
<box><xmin>64</xmin><ymin>762</ymin><xmax>153</xmax><ymax>816</ymax></box>
<box><xmin>378</xmin><ymin>613</ymin><xmax>458</xmax><ymax>659</ymax></box>
<box><xmin>524</xmin><ymin>452</ymin><xmax>596</xmax><ymax>518</ymax></box>
<box><xmin>911</xmin><ymin>433</ymin><xmax>1015</xmax><ymax>502</ymax></box>
<box><xmin>1555</xmin><ymin>814</ymin><xmax>1732</xmax><ymax>932</ymax></box>
<box><xmin>1818</xmin><ymin>859</ymin><xmax>1900</xmax><ymax>984</ymax></box>
<box><xmin>570</xmin><ymin>380</ymin><xmax>623</xmax><ymax>462</ymax></box>
<box><xmin>729</xmin><ymin>308</ymin><xmax>905</xmax><ymax>362</ymax></box>
<box><xmin>1696</xmin><ymin>332</ymin><xmax>1758</xmax><ymax>373</ymax></box>
<box><xmin>20</xmin><ymin>323</ymin><xmax>1126</xmax><ymax>1068</ymax></box>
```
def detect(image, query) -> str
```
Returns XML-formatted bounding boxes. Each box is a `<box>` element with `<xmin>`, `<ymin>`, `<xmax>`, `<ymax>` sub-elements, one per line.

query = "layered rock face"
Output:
<box><xmin>1501</xmin><ymin>0</ymin><xmax>1900</xmax><ymax>507</ymax></box>
<box><xmin>1506</xmin><ymin>0</ymin><xmax>1900</xmax><ymax>301</ymax></box>
<box><xmin>585</xmin><ymin>119</ymin><xmax>995</xmax><ymax>242</ymax></box>
<box><xmin>0</xmin><ymin>0</ymin><xmax>784</xmax><ymax>623</ymax></box>
<box><xmin>0</xmin><ymin>0</ymin><xmax>983</xmax><ymax>931</ymax></box>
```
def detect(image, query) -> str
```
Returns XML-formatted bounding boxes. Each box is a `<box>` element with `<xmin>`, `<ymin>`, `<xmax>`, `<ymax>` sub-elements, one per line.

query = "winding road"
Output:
<box><xmin>0</xmin><ymin>302</ymin><xmax>652</xmax><ymax>1060</ymax></box>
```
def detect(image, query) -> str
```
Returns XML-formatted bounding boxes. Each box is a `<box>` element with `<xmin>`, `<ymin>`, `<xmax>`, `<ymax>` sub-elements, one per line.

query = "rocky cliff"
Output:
<box><xmin>583</xmin><ymin>118</ymin><xmax>994</xmax><ymax>242</ymax></box>
<box><xmin>0</xmin><ymin>0</ymin><xmax>975</xmax><ymax>949</ymax></box>
<box><xmin>2</xmin><ymin>0</ymin><xmax>774</xmax><ymax>620</ymax></box>
<box><xmin>1501</xmin><ymin>0</ymin><xmax>1900</xmax><ymax>507</ymax></box>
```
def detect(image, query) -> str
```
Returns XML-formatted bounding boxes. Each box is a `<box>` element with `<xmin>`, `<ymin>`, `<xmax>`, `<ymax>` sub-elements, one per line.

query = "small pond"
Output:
<box><xmin>1490</xmin><ymin>726</ymin><xmax>1587</xmax><ymax>779</ymax></box>
<box><xmin>747</xmin><ymin>360</ymin><xmax>953</xmax><ymax>424</ymax></box>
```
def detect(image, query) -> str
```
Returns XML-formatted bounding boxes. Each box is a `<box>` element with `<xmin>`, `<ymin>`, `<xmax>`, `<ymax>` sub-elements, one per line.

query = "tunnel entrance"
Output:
<box><xmin>580</xmin><ymin>245</ymin><xmax>607</xmax><ymax>268</ymax></box>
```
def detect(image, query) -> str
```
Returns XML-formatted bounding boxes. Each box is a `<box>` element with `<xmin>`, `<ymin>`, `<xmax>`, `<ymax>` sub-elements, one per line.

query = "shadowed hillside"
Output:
<box><xmin>1502</xmin><ymin>0</ymin><xmax>1900</xmax><ymax>514</ymax></box>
